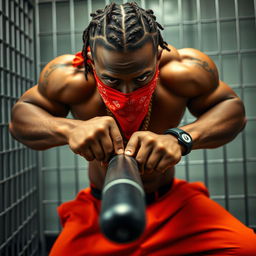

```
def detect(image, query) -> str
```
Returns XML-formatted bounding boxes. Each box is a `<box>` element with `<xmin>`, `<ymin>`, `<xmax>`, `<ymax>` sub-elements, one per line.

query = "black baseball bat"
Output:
<box><xmin>99</xmin><ymin>154</ymin><xmax>146</xmax><ymax>244</ymax></box>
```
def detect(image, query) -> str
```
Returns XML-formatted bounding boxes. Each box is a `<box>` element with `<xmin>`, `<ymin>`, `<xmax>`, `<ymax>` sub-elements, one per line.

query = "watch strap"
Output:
<box><xmin>164</xmin><ymin>128</ymin><xmax>193</xmax><ymax>156</ymax></box>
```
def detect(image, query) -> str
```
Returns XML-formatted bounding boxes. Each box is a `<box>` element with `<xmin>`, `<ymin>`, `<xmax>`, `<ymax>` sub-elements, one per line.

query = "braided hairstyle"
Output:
<box><xmin>82</xmin><ymin>2</ymin><xmax>170</xmax><ymax>80</ymax></box>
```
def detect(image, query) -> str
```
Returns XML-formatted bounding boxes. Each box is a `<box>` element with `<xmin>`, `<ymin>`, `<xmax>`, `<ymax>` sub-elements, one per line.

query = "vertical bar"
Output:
<box><xmin>69</xmin><ymin>0</ymin><xmax>79</xmax><ymax>194</ymax></box>
<box><xmin>254</xmin><ymin>0</ymin><xmax>256</xmax><ymax>25</ymax></box>
<box><xmin>88</xmin><ymin>0</ymin><xmax>92</xmax><ymax>24</ymax></box>
<box><xmin>215</xmin><ymin>0</ymin><xmax>229</xmax><ymax>210</ymax></box>
<box><xmin>197</xmin><ymin>0</ymin><xmax>209</xmax><ymax>186</ymax></box>
<box><xmin>51</xmin><ymin>0</ymin><xmax>62</xmax><ymax>232</ymax></box>
<box><xmin>179</xmin><ymin>0</ymin><xmax>189</xmax><ymax>181</ymax></box>
<box><xmin>178</xmin><ymin>0</ymin><xmax>183</xmax><ymax>48</ymax></box>
<box><xmin>70</xmin><ymin>0</ymin><xmax>75</xmax><ymax>53</ymax></box>
<box><xmin>35</xmin><ymin>0</ymin><xmax>46</xmax><ymax>254</ymax></box>
<box><xmin>159</xmin><ymin>0</ymin><xmax>164</xmax><ymax>26</ymax></box>
<box><xmin>234</xmin><ymin>0</ymin><xmax>249</xmax><ymax>226</ymax></box>
<box><xmin>140</xmin><ymin>0</ymin><xmax>145</xmax><ymax>9</ymax></box>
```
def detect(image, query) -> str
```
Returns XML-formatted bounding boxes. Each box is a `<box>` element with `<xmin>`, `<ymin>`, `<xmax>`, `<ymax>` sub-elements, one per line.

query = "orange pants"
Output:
<box><xmin>50</xmin><ymin>179</ymin><xmax>256</xmax><ymax>255</ymax></box>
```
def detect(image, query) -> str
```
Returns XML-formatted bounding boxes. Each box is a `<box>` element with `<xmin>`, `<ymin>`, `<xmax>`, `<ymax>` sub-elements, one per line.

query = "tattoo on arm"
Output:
<box><xmin>41</xmin><ymin>63</ymin><xmax>68</xmax><ymax>87</ymax></box>
<box><xmin>186</xmin><ymin>57</ymin><xmax>217</xmax><ymax>81</ymax></box>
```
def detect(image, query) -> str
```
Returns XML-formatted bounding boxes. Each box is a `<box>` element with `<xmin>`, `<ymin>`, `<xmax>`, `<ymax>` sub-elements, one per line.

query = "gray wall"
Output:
<box><xmin>37</xmin><ymin>0</ymin><xmax>256</xmax><ymax>241</ymax></box>
<box><xmin>1</xmin><ymin>0</ymin><xmax>255</xmax><ymax>255</ymax></box>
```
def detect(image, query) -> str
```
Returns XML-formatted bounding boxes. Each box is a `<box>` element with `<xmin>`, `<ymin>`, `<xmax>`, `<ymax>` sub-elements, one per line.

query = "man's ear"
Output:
<box><xmin>157</xmin><ymin>47</ymin><xmax>163</xmax><ymax>61</ymax></box>
<box><xmin>87</xmin><ymin>50</ymin><xmax>95</xmax><ymax>68</ymax></box>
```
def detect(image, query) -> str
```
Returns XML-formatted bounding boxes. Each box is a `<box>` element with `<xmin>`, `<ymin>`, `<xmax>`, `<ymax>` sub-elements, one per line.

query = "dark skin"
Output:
<box><xmin>9</xmin><ymin>41</ymin><xmax>246</xmax><ymax>193</ymax></box>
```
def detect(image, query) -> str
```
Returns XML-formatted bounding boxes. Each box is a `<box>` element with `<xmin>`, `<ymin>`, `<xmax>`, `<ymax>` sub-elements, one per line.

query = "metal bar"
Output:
<box><xmin>69</xmin><ymin>0</ymin><xmax>79</xmax><ymax>195</ymax></box>
<box><xmin>180</xmin><ymin>0</ymin><xmax>189</xmax><ymax>181</ymax></box>
<box><xmin>234</xmin><ymin>0</ymin><xmax>249</xmax><ymax>226</ymax></box>
<box><xmin>197</xmin><ymin>0</ymin><xmax>209</xmax><ymax>187</ymax></box>
<box><xmin>162</xmin><ymin>15</ymin><xmax>255</xmax><ymax>26</ymax></box>
<box><xmin>34</xmin><ymin>0</ymin><xmax>46</xmax><ymax>253</ymax></box>
<box><xmin>215</xmin><ymin>0</ymin><xmax>230</xmax><ymax>210</ymax></box>
<box><xmin>254</xmin><ymin>0</ymin><xmax>256</xmax><ymax>25</ymax></box>
<box><xmin>51</xmin><ymin>0</ymin><xmax>62</xmax><ymax>232</ymax></box>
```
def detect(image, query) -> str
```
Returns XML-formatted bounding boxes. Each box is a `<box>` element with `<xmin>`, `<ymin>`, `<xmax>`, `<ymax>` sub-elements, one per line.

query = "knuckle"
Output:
<box><xmin>104</xmin><ymin>116</ymin><xmax>114</xmax><ymax>124</ymax></box>
<box><xmin>83</xmin><ymin>137</ymin><xmax>93</xmax><ymax>145</ymax></box>
<box><xmin>96</xmin><ymin>126</ymin><xmax>106</xmax><ymax>134</ymax></box>
<box><xmin>146</xmin><ymin>136</ymin><xmax>155</xmax><ymax>143</ymax></box>
<box><xmin>174</xmin><ymin>154</ymin><xmax>182</xmax><ymax>164</ymax></box>
<box><xmin>114</xmin><ymin>135</ymin><xmax>123</xmax><ymax>144</ymax></box>
<box><xmin>147</xmin><ymin>163</ymin><xmax>154</xmax><ymax>170</ymax></box>
<box><xmin>136</xmin><ymin>157</ymin><xmax>143</xmax><ymax>165</ymax></box>
<box><xmin>70</xmin><ymin>144</ymin><xmax>81</xmax><ymax>153</ymax></box>
<box><xmin>157</xmin><ymin>145</ymin><xmax>166</xmax><ymax>153</ymax></box>
<box><xmin>156</xmin><ymin>163</ymin><xmax>166</xmax><ymax>173</ymax></box>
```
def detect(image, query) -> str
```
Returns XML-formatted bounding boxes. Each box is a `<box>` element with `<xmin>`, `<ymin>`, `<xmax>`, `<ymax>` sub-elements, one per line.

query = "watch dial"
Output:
<box><xmin>181</xmin><ymin>133</ymin><xmax>192</xmax><ymax>143</ymax></box>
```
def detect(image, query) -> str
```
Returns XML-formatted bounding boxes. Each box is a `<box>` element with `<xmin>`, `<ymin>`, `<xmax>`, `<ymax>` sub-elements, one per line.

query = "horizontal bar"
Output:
<box><xmin>0</xmin><ymin>167</ymin><xmax>37</xmax><ymax>185</ymax></box>
<box><xmin>163</xmin><ymin>15</ymin><xmax>255</xmax><ymax>26</ymax></box>
<box><xmin>0</xmin><ymin>210</ymin><xmax>38</xmax><ymax>251</ymax></box>
<box><xmin>0</xmin><ymin>188</ymin><xmax>38</xmax><ymax>216</ymax></box>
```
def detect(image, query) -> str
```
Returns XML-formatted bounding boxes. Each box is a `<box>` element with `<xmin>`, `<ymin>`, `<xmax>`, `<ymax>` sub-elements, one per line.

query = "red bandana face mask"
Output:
<box><xmin>94</xmin><ymin>69</ymin><xmax>159</xmax><ymax>140</ymax></box>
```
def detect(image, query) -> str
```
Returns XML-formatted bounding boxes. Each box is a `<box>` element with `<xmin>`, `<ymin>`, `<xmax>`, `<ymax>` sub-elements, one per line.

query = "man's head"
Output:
<box><xmin>82</xmin><ymin>2</ymin><xmax>170</xmax><ymax>84</ymax></box>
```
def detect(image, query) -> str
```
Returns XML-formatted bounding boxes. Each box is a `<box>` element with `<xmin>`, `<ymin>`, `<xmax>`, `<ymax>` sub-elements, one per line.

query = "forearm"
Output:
<box><xmin>9</xmin><ymin>102</ymin><xmax>82</xmax><ymax>150</ymax></box>
<box><xmin>180</xmin><ymin>98</ymin><xmax>247</xmax><ymax>150</ymax></box>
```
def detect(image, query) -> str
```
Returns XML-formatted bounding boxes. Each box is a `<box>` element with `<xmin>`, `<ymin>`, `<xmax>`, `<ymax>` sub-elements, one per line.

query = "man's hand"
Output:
<box><xmin>124</xmin><ymin>131</ymin><xmax>182</xmax><ymax>174</ymax></box>
<box><xmin>68</xmin><ymin>116</ymin><xmax>124</xmax><ymax>162</ymax></box>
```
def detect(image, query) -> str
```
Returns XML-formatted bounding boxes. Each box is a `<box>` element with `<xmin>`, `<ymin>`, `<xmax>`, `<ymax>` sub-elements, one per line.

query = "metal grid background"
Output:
<box><xmin>0</xmin><ymin>0</ymin><xmax>40</xmax><ymax>255</ymax></box>
<box><xmin>36</xmin><ymin>0</ymin><xmax>256</xmax><ymax>252</ymax></box>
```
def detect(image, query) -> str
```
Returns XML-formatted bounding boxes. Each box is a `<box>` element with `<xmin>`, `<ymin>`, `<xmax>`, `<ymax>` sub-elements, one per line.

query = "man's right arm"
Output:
<box><xmin>9</xmin><ymin>57</ymin><xmax>124</xmax><ymax>161</ymax></box>
<box><xmin>9</xmin><ymin>84</ymin><xmax>82</xmax><ymax>150</ymax></box>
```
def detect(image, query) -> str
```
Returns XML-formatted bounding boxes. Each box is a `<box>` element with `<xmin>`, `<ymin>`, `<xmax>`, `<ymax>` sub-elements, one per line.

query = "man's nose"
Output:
<box><xmin>121</xmin><ymin>82</ymin><xmax>134</xmax><ymax>94</ymax></box>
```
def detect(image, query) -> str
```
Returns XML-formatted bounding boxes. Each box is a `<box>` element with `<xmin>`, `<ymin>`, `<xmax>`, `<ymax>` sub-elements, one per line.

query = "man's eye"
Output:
<box><xmin>136</xmin><ymin>75</ymin><xmax>148</xmax><ymax>82</ymax></box>
<box><xmin>106</xmin><ymin>78</ymin><xmax>118</xmax><ymax>84</ymax></box>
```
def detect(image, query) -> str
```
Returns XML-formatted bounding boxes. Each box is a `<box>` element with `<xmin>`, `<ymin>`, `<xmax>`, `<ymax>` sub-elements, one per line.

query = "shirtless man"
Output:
<box><xmin>9</xmin><ymin>2</ymin><xmax>256</xmax><ymax>255</ymax></box>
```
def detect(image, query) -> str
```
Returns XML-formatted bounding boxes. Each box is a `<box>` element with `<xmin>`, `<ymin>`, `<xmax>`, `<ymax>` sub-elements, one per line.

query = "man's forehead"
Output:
<box><xmin>93</xmin><ymin>42</ymin><xmax>156</xmax><ymax>74</ymax></box>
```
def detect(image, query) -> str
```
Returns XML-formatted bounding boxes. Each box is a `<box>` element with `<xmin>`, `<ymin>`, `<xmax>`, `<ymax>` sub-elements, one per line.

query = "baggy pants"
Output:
<box><xmin>49</xmin><ymin>178</ymin><xmax>256</xmax><ymax>255</ymax></box>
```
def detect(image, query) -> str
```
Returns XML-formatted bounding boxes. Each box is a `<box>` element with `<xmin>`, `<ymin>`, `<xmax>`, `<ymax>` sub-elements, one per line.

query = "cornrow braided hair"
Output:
<box><xmin>82</xmin><ymin>2</ymin><xmax>170</xmax><ymax>80</ymax></box>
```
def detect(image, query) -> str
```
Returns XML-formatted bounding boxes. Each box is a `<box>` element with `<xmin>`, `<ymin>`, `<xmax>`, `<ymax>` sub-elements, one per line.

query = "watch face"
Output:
<box><xmin>181</xmin><ymin>133</ymin><xmax>192</xmax><ymax>143</ymax></box>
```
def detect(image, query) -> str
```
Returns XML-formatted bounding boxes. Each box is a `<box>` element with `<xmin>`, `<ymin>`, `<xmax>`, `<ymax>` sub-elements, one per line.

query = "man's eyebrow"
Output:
<box><xmin>101</xmin><ymin>70</ymin><xmax>153</xmax><ymax>78</ymax></box>
<box><xmin>135</xmin><ymin>71</ymin><xmax>153</xmax><ymax>78</ymax></box>
<box><xmin>101</xmin><ymin>73</ymin><xmax>119</xmax><ymax>79</ymax></box>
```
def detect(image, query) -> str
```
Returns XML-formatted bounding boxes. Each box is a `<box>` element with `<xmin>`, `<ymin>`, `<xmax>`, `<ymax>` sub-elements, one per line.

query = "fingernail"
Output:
<box><xmin>125</xmin><ymin>150</ymin><xmax>132</xmax><ymax>155</ymax></box>
<box><xmin>117</xmin><ymin>148</ymin><xmax>124</xmax><ymax>154</ymax></box>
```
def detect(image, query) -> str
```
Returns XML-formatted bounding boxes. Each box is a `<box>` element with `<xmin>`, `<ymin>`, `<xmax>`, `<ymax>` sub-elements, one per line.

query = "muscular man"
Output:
<box><xmin>9</xmin><ymin>2</ymin><xmax>256</xmax><ymax>255</ymax></box>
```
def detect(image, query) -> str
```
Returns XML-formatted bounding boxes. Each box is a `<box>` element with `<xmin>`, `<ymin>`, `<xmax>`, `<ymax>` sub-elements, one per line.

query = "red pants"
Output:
<box><xmin>50</xmin><ymin>179</ymin><xmax>256</xmax><ymax>255</ymax></box>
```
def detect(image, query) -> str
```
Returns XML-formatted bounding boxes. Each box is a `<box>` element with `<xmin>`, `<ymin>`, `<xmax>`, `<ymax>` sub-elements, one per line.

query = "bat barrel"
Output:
<box><xmin>99</xmin><ymin>154</ymin><xmax>146</xmax><ymax>244</ymax></box>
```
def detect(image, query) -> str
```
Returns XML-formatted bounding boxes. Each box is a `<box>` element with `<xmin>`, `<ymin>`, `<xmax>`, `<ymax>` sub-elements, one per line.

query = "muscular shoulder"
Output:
<box><xmin>38</xmin><ymin>54</ymin><xmax>96</xmax><ymax>104</ymax></box>
<box><xmin>159</xmin><ymin>46</ymin><xmax>219</xmax><ymax>98</ymax></box>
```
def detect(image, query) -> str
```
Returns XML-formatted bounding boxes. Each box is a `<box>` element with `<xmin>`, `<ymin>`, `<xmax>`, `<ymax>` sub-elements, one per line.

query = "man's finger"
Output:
<box><xmin>109</xmin><ymin>123</ymin><xmax>124</xmax><ymax>154</ymax></box>
<box><xmin>90</xmin><ymin>140</ymin><xmax>105</xmax><ymax>161</ymax></box>
<box><xmin>135</xmin><ymin>143</ymin><xmax>152</xmax><ymax>174</ymax></box>
<box><xmin>125</xmin><ymin>133</ymin><xmax>140</xmax><ymax>157</ymax></box>
<box><xmin>100</xmin><ymin>134</ymin><xmax>114</xmax><ymax>162</ymax></box>
<box><xmin>146</xmin><ymin>148</ymin><xmax>163</xmax><ymax>171</ymax></box>
<box><xmin>79</xmin><ymin>146</ymin><xmax>95</xmax><ymax>161</ymax></box>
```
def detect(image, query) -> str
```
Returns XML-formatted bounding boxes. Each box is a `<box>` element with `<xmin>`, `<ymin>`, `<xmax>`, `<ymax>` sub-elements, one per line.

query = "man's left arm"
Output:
<box><xmin>179</xmin><ymin>49</ymin><xmax>247</xmax><ymax>150</ymax></box>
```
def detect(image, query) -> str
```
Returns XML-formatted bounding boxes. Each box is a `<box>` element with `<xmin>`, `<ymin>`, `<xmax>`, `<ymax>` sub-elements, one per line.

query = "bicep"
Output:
<box><xmin>17</xmin><ymin>85</ymin><xmax>69</xmax><ymax>117</ymax></box>
<box><xmin>187</xmin><ymin>80</ymin><xmax>239</xmax><ymax>117</ymax></box>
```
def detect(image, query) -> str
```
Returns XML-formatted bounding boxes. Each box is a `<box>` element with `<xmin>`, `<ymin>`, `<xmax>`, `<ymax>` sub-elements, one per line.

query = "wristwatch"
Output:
<box><xmin>164</xmin><ymin>128</ymin><xmax>193</xmax><ymax>156</ymax></box>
